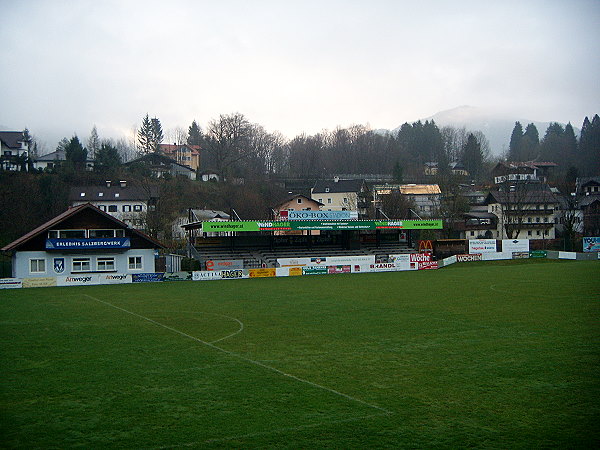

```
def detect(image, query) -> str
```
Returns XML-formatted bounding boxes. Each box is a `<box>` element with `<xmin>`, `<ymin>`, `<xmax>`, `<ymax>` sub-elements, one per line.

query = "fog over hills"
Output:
<box><xmin>393</xmin><ymin>105</ymin><xmax>576</xmax><ymax>157</ymax></box>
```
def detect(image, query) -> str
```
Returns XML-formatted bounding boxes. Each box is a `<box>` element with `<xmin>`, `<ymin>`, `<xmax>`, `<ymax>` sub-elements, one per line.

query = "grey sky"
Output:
<box><xmin>1</xmin><ymin>0</ymin><xmax>599</xmax><ymax>152</ymax></box>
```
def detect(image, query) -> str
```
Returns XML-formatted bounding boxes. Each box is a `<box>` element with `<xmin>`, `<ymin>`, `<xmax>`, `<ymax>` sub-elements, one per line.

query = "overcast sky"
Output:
<box><xmin>1</xmin><ymin>0</ymin><xmax>599</xmax><ymax>152</ymax></box>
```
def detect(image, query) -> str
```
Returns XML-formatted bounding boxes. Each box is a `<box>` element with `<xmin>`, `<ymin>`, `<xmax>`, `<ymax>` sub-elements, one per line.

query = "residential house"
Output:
<box><xmin>159</xmin><ymin>144</ymin><xmax>200</xmax><ymax>171</ymax></box>
<box><xmin>125</xmin><ymin>153</ymin><xmax>197</xmax><ymax>180</ymax></box>
<box><xmin>491</xmin><ymin>161</ymin><xmax>557</xmax><ymax>185</ymax></box>
<box><xmin>272</xmin><ymin>194</ymin><xmax>324</xmax><ymax>235</ymax></box>
<box><xmin>400</xmin><ymin>184</ymin><xmax>441</xmax><ymax>218</ymax></box>
<box><xmin>33</xmin><ymin>149</ymin><xmax>95</xmax><ymax>171</ymax></box>
<box><xmin>0</xmin><ymin>131</ymin><xmax>29</xmax><ymax>171</ymax></box>
<box><xmin>1</xmin><ymin>203</ymin><xmax>164</xmax><ymax>279</ymax></box>
<box><xmin>69</xmin><ymin>180</ymin><xmax>159</xmax><ymax>230</ymax></box>
<box><xmin>311</xmin><ymin>177</ymin><xmax>371</xmax><ymax>218</ymax></box>
<box><xmin>576</xmin><ymin>177</ymin><xmax>600</xmax><ymax>236</ymax></box>
<box><xmin>485</xmin><ymin>183</ymin><xmax>559</xmax><ymax>239</ymax></box>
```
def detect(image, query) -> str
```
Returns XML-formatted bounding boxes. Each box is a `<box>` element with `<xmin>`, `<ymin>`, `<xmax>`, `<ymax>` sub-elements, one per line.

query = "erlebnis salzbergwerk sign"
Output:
<box><xmin>45</xmin><ymin>238</ymin><xmax>131</xmax><ymax>250</ymax></box>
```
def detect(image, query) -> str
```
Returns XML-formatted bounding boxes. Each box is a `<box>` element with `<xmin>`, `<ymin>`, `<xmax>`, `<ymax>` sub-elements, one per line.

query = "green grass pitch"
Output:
<box><xmin>1</xmin><ymin>260</ymin><xmax>599</xmax><ymax>448</ymax></box>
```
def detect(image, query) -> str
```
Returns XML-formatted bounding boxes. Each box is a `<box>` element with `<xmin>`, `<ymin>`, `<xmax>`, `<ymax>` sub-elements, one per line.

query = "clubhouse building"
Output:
<box><xmin>2</xmin><ymin>203</ymin><xmax>164</xmax><ymax>280</ymax></box>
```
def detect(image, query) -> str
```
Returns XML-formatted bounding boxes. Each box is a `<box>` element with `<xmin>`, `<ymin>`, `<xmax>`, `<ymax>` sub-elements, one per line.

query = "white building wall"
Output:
<box><xmin>13</xmin><ymin>249</ymin><xmax>155</xmax><ymax>278</ymax></box>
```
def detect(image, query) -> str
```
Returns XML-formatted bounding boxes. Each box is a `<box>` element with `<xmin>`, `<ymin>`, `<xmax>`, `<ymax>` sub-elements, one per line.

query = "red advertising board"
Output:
<box><xmin>418</xmin><ymin>261</ymin><xmax>438</xmax><ymax>270</ymax></box>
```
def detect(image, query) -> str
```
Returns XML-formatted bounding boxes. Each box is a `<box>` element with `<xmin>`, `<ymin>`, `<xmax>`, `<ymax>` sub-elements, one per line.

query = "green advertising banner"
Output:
<box><xmin>529</xmin><ymin>250</ymin><xmax>547</xmax><ymax>258</ymax></box>
<box><xmin>202</xmin><ymin>219</ymin><xmax>442</xmax><ymax>232</ymax></box>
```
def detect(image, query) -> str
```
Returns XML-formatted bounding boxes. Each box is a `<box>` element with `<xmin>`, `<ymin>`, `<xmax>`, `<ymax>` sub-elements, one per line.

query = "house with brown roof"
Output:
<box><xmin>1</xmin><ymin>203</ymin><xmax>164</xmax><ymax>280</ymax></box>
<box><xmin>491</xmin><ymin>161</ymin><xmax>557</xmax><ymax>185</ymax></box>
<box><xmin>159</xmin><ymin>144</ymin><xmax>200</xmax><ymax>171</ymax></box>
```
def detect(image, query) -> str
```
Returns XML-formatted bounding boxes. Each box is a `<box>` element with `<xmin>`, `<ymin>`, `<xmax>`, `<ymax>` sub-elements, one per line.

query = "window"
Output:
<box><xmin>99</xmin><ymin>205</ymin><xmax>106</xmax><ymax>212</ymax></box>
<box><xmin>134</xmin><ymin>205</ymin><xmax>142</xmax><ymax>212</ymax></box>
<box><xmin>297</xmin><ymin>198</ymin><xmax>302</xmax><ymax>204</ymax></box>
<box><xmin>108</xmin><ymin>205</ymin><xmax>118</xmax><ymax>212</ymax></box>
<box><xmin>343</xmin><ymin>197</ymin><xmax>348</xmax><ymax>203</ymax></box>
<box><xmin>470</xmin><ymin>231</ymin><xmax>475</xmax><ymax>237</ymax></box>
<box><xmin>72</xmin><ymin>258</ymin><xmax>91</xmax><ymax>272</ymax></box>
<box><xmin>115</xmin><ymin>193</ymin><xmax>120</xmax><ymax>198</ymax></box>
<box><xmin>80</xmin><ymin>192</ymin><xmax>86</xmax><ymax>197</ymax></box>
<box><xmin>30</xmin><ymin>259</ymin><xmax>46</xmax><ymax>273</ymax></box>
<box><xmin>128</xmin><ymin>256</ymin><xmax>142</xmax><ymax>270</ymax></box>
<box><xmin>536</xmin><ymin>230</ymin><xmax>541</xmax><ymax>236</ymax></box>
<box><xmin>122</xmin><ymin>205</ymin><xmax>131</xmax><ymax>212</ymax></box>
<box><xmin>97</xmin><ymin>257</ymin><xmax>115</xmax><ymax>272</ymax></box>
<box><xmin>89</xmin><ymin>229</ymin><xmax>124</xmax><ymax>238</ymax></box>
<box><xmin>327</xmin><ymin>199</ymin><xmax>332</xmax><ymax>204</ymax></box>
<box><xmin>527</xmin><ymin>230</ymin><xmax>532</xmax><ymax>236</ymax></box>
<box><xmin>59</xmin><ymin>230</ymin><xmax>86</xmax><ymax>239</ymax></box>
<box><xmin>536</xmin><ymin>217</ymin><xmax>540</xmax><ymax>223</ymax></box>
<box><xmin>528</xmin><ymin>217</ymin><xmax>532</xmax><ymax>223</ymax></box>
<box><xmin>98</xmin><ymin>192</ymin><xmax>104</xmax><ymax>197</ymax></box>
<box><xmin>318</xmin><ymin>199</ymin><xmax>323</xmax><ymax>203</ymax></box>
<box><xmin>544</xmin><ymin>217</ymin><xmax>548</xmax><ymax>223</ymax></box>
<box><xmin>325</xmin><ymin>188</ymin><xmax>330</xmax><ymax>193</ymax></box>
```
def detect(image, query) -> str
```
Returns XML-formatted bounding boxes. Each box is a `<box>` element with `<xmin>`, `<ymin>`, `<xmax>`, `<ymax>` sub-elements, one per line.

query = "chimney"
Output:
<box><xmin>106</xmin><ymin>180</ymin><xmax>111</xmax><ymax>187</ymax></box>
<box><xmin>334</xmin><ymin>176</ymin><xmax>339</xmax><ymax>183</ymax></box>
<box><xmin>119</xmin><ymin>180</ymin><xmax>127</xmax><ymax>188</ymax></box>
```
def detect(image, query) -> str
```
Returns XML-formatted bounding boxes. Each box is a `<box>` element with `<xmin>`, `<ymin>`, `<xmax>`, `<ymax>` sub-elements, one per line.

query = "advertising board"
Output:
<box><xmin>57</xmin><ymin>275</ymin><xmax>99</xmax><ymax>286</ymax></box>
<box><xmin>302</xmin><ymin>266</ymin><xmax>328</xmax><ymax>275</ymax></box>
<box><xmin>0</xmin><ymin>278</ymin><xmax>22</xmax><ymax>289</ymax></box>
<box><xmin>249</xmin><ymin>268</ymin><xmax>276</xmax><ymax>278</ymax></box>
<box><xmin>442</xmin><ymin>255</ymin><xmax>458</xmax><ymax>266</ymax></box>
<box><xmin>192</xmin><ymin>271</ymin><xmax>223</xmax><ymax>281</ymax></box>
<box><xmin>132</xmin><ymin>273</ymin><xmax>164</xmax><ymax>283</ymax></box>
<box><xmin>468</xmin><ymin>239</ymin><xmax>497</xmax><ymax>254</ymax></box>
<box><xmin>512</xmin><ymin>252</ymin><xmax>530</xmax><ymax>259</ymax></box>
<box><xmin>288</xmin><ymin>210</ymin><xmax>352</xmax><ymax>220</ymax></box>
<box><xmin>23</xmin><ymin>277</ymin><xmax>57</xmax><ymax>288</ymax></box>
<box><xmin>220</xmin><ymin>269</ymin><xmax>248</xmax><ymax>279</ymax></box>
<box><xmin>371</xmin><ymin>263</ymin><xmax>398</xmax><ymax>272</ymax></box>
<box><xmin>457</xmin><ymin>254</ymin><xmax>482</xmax><ymax>262</ymax></box>
<box><xmin>502</xmin><ymin>239</ymin><xmax>530</xmax><ymax>253</ymax></box>
<box><xmin>201</xmin><ymin>219</ymin><xmax>442</xmax><ymax>232</ymax></box>
<box><xmin>481</xmin><ymin>252</ymin><xmax>512</xmax><ymax>261</ymax></box>
<box><xmin>206</xmin><ymin>260</ymin><xmax>244</xmax><ymax>271</ymax></box>
<box><xmin>558</xmin><ymin>251</ymin><xmax>577</xmax><ymax>260</ymax></box>
<box><xmin>98</xmin><ymin>274</ymin><xmax>132</xmax><ymax>284</ymax></box>
<box><xmin>45</xmin><ymin>238</ymin><xmax>130</xmax><ymax>250</ymax></box>
<box><xmin>529</xmin><ymin>250</ymin><xmax>547</xmax><ymax>258</ymax></box>
<box><xmin>328</xmin><ymin>265</ymin><xmax>351</xmax><ymax>274</ymax></box>
<box><xmin>351</xmin><ymin>264</ymin><xmax>374</xmax><ymax>273</ymax></box>
<box><xmin>418</xmin><ymin>261</ymin><xmax>438</xmax><ymax>270</ymax></box>
<box><xmin>583</xmin><ymin>237</ymin><xmax>600</xmax><ymax>252</ymax></box>
<box><xmin>163</xmin><ymin>272</ymin><xmax>192</xmax><ymax>282</ymax></box>
<box><xmin>410</xmin><ymin>253</ymin><xmax>431</xmax><ymax>262</ymax></box>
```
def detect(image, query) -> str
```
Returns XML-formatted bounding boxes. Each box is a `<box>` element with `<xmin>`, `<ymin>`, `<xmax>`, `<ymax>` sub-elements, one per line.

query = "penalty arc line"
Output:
<box><xmin>83</xmin><ymin>294</ymin><xmax>392</xmax><ymax>415</ymax></box>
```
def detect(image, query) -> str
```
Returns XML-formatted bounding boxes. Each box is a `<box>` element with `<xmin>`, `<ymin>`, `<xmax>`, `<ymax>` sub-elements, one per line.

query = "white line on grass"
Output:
<box><xmin>150</xmin><ymin>310</ymin><xmax>245</xmax><ymax>344</ymax></box>
<box><xmin>83</xmin><ymin>294</ymin><xmax>392</xmax><ymax>415</ymax></box>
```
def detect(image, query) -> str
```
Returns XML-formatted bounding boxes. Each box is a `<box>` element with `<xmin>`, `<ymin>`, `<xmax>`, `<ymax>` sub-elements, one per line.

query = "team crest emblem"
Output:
<box><xmin>54</xmin><ymin>258</ymin><xmax>65</xmax><ymax>274</ymax></box>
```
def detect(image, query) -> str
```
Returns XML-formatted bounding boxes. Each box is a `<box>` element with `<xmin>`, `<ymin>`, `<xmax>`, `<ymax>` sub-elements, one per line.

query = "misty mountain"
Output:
<box><xmin>393</xmin><ymin>105</ymin><xmax>577</xmax><ymax>157</ymax></box>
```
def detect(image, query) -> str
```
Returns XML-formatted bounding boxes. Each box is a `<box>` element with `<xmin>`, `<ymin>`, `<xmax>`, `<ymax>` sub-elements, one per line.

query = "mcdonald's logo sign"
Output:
<box><xmin>418</xmin><ymin>240</ymin><xmax>433</xmax><ymax>254</ymax></box>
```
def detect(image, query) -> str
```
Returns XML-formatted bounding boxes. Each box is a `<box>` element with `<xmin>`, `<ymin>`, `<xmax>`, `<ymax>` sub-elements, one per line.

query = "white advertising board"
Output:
<box><xmin>278</xmin><ymin>255</ymin><xmax>375</xmax><ymax>267</ymax></box>
<box><xmin>481</xmin><ymin>252</ymin><xmax>512</xmax><ymax>261</ymax></box>
<box><xmin>469</xmin><ymin>239</ymin><xmax>497</xmax><ymax>254</ymax></box>
<box><xmin>57</xmin><ymin>274</ymin><xmax>100</xmax><ymax>286</ymax></box>
<box><xmin>0</xmin><ymin>278</ymin><xmax>22</xmax><ymax>289</ymax></box>
<box><xmin>193</xmin><ymin>270</ymin><xmax>223</xmax><ymax>281</ymax></box>
<box><xmin>98</xmin><ymin>274</ymin><xmax>132</xmax><ymax>284</ymax></box>
<box><xmin>558</xmin><ymin>251</ymin><xmax>577</xmax><ymax>260</ymax></box>
<box><xmin>502</xmin><ymin>239</ymin><xmax>530</xmax><ymax>253</ymax></box>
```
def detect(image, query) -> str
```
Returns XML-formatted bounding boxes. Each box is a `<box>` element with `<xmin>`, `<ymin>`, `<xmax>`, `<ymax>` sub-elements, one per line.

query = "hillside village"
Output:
<box><xmin>1</xmin><ymin>114</ymin><xmax>599</xmax><ymax>270</ymax></box>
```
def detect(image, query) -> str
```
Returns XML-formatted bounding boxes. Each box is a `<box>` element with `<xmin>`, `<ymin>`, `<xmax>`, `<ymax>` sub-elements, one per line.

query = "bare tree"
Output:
<box><xmin>203</xmin><ymin>113</ymin><xmax>253</xmax><ymax>177</ymax></box>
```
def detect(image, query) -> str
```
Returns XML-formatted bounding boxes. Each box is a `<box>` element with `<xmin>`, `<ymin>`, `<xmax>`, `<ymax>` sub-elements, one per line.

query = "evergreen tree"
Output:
<box><xmin>579</xmin><ymin>115</ymin><xmax>600</xmax><ymax>175</ymax></box>
<box><xmin>151</xmin><ymin>117</ymin><xmax>163</xmax><ymax>151</ymax></box>
<box><xmin>187</xmin><ymin>120</ymin><xmax>203</xmax><ymax>146</ymax></box>
<box><xmin>521</xmin><ymin>123</ymin><xmax>540</xmax><ymax>161</ymax></box>
<box><xmin>87</xmin><ymin>125</ymin><xmax>100</xmax><ymax>159</ymax></box>
<box><xmin>540</xmin><ymin>122</ymin><xmax>565</xmax><ymax>164</ymax></box>
<box><xmin>137</xmin><ymin>114</ymin><xmax>163</xmax><ymax>154</ymax></box>
<box><xmin>65</xmin><ymin>136</ymin><xmax>88</xmax><ymax>170</ymax></box>
<box><xmin>95</xmin><ymin>142</ymin><xmax>122</xmax><ymax>175</ymax></box>
<box><xmin>563</xmin><ymin>123</ymin><xmax>578</xmax><ymax>169</ymax></box>
<box><xmin>462</xmin><ymin>133</ymin><xmax>483</xmax><ymax>180</ymax></box>
<box><xmin>508</xmin><ymin>122</ymin><xmax>524</xmax><ymax>161</ymax></box>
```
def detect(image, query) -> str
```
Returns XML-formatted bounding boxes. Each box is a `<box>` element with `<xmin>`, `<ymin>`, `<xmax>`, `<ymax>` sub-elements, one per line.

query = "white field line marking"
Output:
<box><xmin>151</xmin><ymin>310</ymin><xmax>244</xmax><ymax>344</ymax></box>
<box><xmin>159</xmin><ymin>412</ymin><xmax>389</xmax><ymax>447</ymax></box>
<box><xmin>83</xmin><ymin>294</ymin><xmax>391</xmax><ymax>414</ymax></box>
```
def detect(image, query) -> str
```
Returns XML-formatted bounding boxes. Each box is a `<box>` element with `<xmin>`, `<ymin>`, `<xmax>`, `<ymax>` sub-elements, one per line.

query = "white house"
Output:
<box><xmin>311</xmin><ymin>177</ymin><xmax>370</xmax><ymax>218</ymax></box>
<box><xmin>70</xmin><ymin>181</ymin><xmax>159</xmax><ymax>230</ymax></box>
<box><xmin>0</xmin><ymin>131</ymin><xmax>29</xmax><ymax>171</ymax></box>
<box><xmin>1</xmin><ymin>203</ymin><xmax>164</xmax><ymax>279</ymax></box>
<box><xmin>33</xmin><ymin>149</ymin><xmax>95</xmax><ymax>171</ymax></box>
